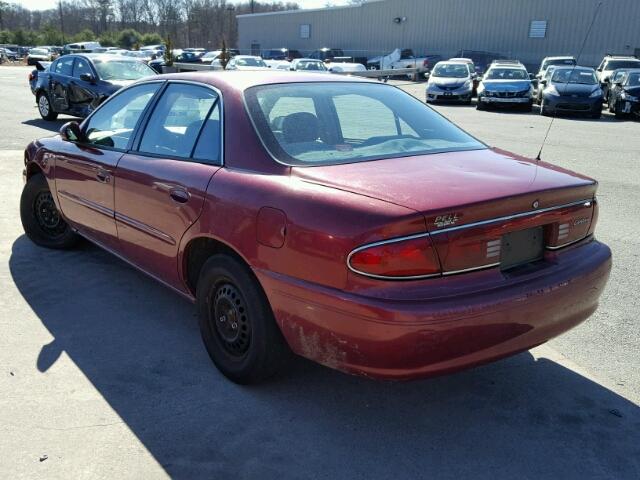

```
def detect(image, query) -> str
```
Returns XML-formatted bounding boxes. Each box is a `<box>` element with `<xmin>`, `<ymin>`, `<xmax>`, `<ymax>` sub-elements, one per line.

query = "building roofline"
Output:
<box><xmin>237</xmin><ymin>0</ymin><xmax>383</xmax><ymax>18</ymax></box>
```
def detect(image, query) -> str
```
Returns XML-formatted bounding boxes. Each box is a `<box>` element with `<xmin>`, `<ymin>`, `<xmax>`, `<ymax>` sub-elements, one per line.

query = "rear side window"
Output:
<box><xmin>139</xmin><ymin>84</ymin><xmax>218</xmax><ymax>160</ymax></box>
<box><xmin>54</xmin><ymin>56</ymin><xmax>74</xmax><ymax>76</ymax></box>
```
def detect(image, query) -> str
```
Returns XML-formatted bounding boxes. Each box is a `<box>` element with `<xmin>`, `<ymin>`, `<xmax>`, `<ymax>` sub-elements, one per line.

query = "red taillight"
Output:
<box><xmin>423</xmin><ymin>59</ymin><xmax>429</xmax><ymax>68</ymax></box>
<box><xmin>349</xmin><ymin>236</ymin><xmax>441</xmax><ymax>279</ymax></box>
<box><xmin>28</xmin><ymin>73</ymin><xmax>35</xmax><ymax>81</ymax></box>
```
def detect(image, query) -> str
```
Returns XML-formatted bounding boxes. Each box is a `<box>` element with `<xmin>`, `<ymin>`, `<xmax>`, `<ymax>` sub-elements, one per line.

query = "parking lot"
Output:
<box><xmin>1</xmin><ymin>65</ymin><xmax>638</xmax><ymax>479</ymax></box>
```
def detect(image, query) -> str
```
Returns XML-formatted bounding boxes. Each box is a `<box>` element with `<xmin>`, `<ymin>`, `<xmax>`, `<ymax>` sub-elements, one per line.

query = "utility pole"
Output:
<box><xmin>58</xmin><ymin>1</ymin><xmax>65</xmax><ymax>43</ymax></box>
<box><xmin>250</xmin><ymin>0</ymin><xmax>255</xmax><ymax>14</ymax></box>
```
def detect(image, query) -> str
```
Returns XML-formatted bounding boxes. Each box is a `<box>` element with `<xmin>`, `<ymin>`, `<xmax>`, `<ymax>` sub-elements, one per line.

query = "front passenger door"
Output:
<box><xmin>54</xmin><ymin>82</ymin><xmax>162</xmax><ymax>250</ymax></box>
<box><xmin>50</xmin><ymin>56</ymin><xmax>75</xmax><ymax>112</ymax></box>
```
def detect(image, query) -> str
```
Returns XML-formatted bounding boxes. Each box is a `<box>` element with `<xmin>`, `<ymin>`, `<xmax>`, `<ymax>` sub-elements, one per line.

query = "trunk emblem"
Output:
<box><xmin>434</xmin><ymin>213</ymin><xmax>459</xmax><ymax>228</ymax></box>
<box><xmin>532</xmin><ymin>200</ymin><xmax>540</xmax><ymax>209</ymax></box>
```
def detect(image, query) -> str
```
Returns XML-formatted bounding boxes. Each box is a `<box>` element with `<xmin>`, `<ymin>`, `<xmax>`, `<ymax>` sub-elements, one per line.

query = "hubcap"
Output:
<box><xmin>212</xmin><ymin>283</ymin><xmax>251</xmax><ymax>357</ymax></box>
<box><xmin>38</xmin><ymin>96</ymin><xmax>49</xmax><ymax>116</ymax></box>
<box><xmin>34</xmin><ymin>191</ymin><xmax>65</xmax><ymax>238</ymax></box>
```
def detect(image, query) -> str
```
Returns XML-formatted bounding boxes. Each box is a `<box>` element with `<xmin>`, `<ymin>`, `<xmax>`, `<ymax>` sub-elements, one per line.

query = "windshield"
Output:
<box><xmin>627</xmin><ymin>73</ymin><xmax>640</xmax><ymax>86</ymax></box>
<box><xmin>30</xmin><ymin>49</ymin><xmax>49</xmax><ymax>56</ymax></box>
<box><xmin>484</xmin><ymin>68</ymin><xmax>528</xmax><ymax>80</ymax></box>
<box><xmin>245</xmin><ymin>82</ymin><xmax>484</xmax><ymax>166</ymax></box>
<box><xmin>542</xmin><ymin>58</ymin><xmax>576</xmax><ymax>70</ymax></box>
<box><xmin>432</xmin><ymin>63</ymin><xmax>469</xmax><ymax>78</ymax></box>
<box><xmin>236</xmin><ymin>57</ymin><xmax>267</xmax><ymax>67</ymax></box>
<box><xmin>551</xmin><ymin>69</ymin><xmax>597</xmax><ymax>85</ymax></box>
<box><xmin>297</xmin><ymin>61</ymin><xmax>327</xmax><ymax>71</ymax></box>
<box><xmin>93</xmin><ymin>60</ymin><xmax>156</xmax><ymax>81</ymax></box>
<box><xmin>202</xmin><ymin>52</ymin><xmax>218</xmax><ymax>60</ymax></box>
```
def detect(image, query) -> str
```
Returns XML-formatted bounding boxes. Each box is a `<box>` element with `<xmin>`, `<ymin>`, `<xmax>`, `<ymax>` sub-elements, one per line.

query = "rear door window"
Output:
<box><xmin>73</xmin><ymin>57</ymin><xmax>93</xmax><ymax>78</ymax></box>
<box><xmin>54</xmin><ymin>56</ymin><xmax>74</xmax><ymax>76</ymax></box>
<box><xmin>138</xmin><ymin>83</ymin><xmax>218</xmax><ymax>159</ymax></box>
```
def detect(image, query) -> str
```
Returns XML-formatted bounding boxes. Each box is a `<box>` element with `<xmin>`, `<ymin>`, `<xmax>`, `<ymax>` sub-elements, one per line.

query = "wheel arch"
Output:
<box><xmin>181</xmin><ymin>235</ymin><xmax>255</xmax><ymax>297</ymax></box>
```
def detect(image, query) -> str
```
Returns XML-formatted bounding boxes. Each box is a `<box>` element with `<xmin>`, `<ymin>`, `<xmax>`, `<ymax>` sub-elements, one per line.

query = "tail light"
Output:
<box><xmin>28</xmin><ymin>72</ymin><xmax>35</xmax><ymax>81</ymax></box>
<box><xmin>348</xmin><ymin>235</ymin><xmax>441</xmax><ymax>279</ymax></box>
<box><xmin>423</xmin><ymin>59</ymin><xmax>429</xmax><ymax>68</ymax></box>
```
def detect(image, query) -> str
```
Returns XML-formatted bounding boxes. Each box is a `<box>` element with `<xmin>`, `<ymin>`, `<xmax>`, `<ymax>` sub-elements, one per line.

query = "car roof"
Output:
<box><xmin>552</xmin><ymin>65</ymin><xmax>594</xmax><ymax>72</ymax></box>
<box><xmin>71</xmin><ymin>53</ymin><xmax>146</xmax><ymax>62</ymax></box>
<box><xmin>152</xmin><ymin>70</ymin><xmax>374</xmax><ymax>92</ymax></box>
<box><xmin>543</xmin><ymin>56</ymin><xmax>575</xmax><ymax>60</ymax></box>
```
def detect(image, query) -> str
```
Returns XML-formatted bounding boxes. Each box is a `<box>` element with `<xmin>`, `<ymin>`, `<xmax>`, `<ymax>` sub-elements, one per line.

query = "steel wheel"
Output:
<box><xmin>33</xmin><ymin>191</ymin><xmax>66</xmax><ymax>239</ymax></box>
<box><xmin>211</xmin><ymin>282</ymin><xmax>252</xmax><ymax>357</ymax></box>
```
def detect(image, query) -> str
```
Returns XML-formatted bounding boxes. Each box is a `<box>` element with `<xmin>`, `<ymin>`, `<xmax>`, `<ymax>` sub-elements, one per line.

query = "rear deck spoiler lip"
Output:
<box><xmin>35</xmin><ymin>61</ymin><xmax>51</xmax><ymax>71</ymax></box>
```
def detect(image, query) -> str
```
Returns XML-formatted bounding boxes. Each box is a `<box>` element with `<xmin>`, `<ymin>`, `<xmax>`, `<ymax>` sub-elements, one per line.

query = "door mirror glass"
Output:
<box><xmin>80</xmin><ymin>73</ymin><xmax>95</xmax><ymax>83</ymax></box>
<box><xmin>60</xmin><ymin>121</ymin><xmax>82</xmax><ymax>142</ymax></box>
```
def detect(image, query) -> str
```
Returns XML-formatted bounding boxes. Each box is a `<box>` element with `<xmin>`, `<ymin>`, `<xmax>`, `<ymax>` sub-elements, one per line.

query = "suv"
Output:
<box><xmin>477</xmin><ymin>61</ymin><xmax>534</xmax><ymax>111</ymax></box>
<box><xmin>596</xmin><ymin>55</ymin><xmax>640</xmax><ymax>85</ymax></box>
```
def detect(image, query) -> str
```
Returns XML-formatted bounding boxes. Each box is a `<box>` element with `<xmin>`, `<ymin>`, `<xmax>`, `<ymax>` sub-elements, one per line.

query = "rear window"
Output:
<box><xmin>244</xmin><ymin>82</ymin><xmax>484</xmax><ymax>166</ymax></box>
<box><xmin>605</xmin><ymin>60</ymin><xmax>640</xmax><ymax>70</ymax></box>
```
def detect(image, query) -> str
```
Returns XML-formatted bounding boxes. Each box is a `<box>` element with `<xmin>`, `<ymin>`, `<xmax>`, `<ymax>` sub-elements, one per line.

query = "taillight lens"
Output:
<box><xmin>423</xmin><ymin>59</ymin><xmax>429</xmax><ymax>68</ymax></box>
<box><xmin>349</xmin><ymin>236</ymin><xmax>441</xmax><ymax>279</ymax></box>
<box><xmin>28</xmin><ymin>73</ymin><xmax>35</xmax><ymax>81</ymax></box>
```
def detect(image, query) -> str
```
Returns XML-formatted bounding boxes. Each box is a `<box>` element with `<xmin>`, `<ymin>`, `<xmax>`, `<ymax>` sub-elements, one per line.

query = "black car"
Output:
<box><xmin>608</xmin><ymin>69</ymin><xmax>640</xmax><ymax>119</ymax></box>
<box><xmin>262</xmin><ymin>48</ymin><xmax>303</xmax><ymax>61</ymax></box>
<box><xmin>539</xmin><ymin>66</ymin><xmax>603</xmax><ymax>118</ymax></box>
<box><xmin>30</xmin><ymin>53</ymin><xmax>157</xmax><ymax>120</ymax></box>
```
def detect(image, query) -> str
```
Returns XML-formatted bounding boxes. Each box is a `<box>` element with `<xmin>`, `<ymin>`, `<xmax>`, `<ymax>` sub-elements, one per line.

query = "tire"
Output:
<box><xmin>20</xmin><ymin>173</ymin><xmax>79</xmax><ymax>249</ymax></box>
<box><xmin>476</xmin><ymin>99</ymin><xmax>486</xmax><ymax>110</ymax></box>
<box><xmin>37</xmin><ymin>92</ymin><xmax>58</xmax><ymax>121</ymax></box>
<box><xmin>196</xmin><ymin>254</ymin><xmax>290</xmax><ymax>384</ymax></box>
<box><xmin>522</xmin><ymin>102</ymin><xmax>533</xmax><ymax>113</ymax></box>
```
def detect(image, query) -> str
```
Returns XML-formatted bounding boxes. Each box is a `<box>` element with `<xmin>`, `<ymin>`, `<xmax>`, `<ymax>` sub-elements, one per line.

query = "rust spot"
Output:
<box><xmin>295</xmin><ymin>325</ymin><xmax>346</xmax><ymax>370</ymax></box>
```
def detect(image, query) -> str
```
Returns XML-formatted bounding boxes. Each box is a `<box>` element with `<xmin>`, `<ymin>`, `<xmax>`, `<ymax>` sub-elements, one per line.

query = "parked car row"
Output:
<box><xmin>425</xmin><ymin>54</ymin><xmax>640</xmax><ymax>120</ymax></box>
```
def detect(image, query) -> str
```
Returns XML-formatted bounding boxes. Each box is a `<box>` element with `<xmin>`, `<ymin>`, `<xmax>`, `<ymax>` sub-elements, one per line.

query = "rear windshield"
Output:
<box><xmin>236</xmin><ymin>57</ymin><xmax>267</xmax><ymax>67</ymax></box>
<box><xmin>542</xmin><ymin>58</ymin><xmax>576</xmax><ymax>70</ymax></box>
<box><xmin>244</xmin><ymin>82</ymin><xmax>485</xmax><ymax>166</ymax></box>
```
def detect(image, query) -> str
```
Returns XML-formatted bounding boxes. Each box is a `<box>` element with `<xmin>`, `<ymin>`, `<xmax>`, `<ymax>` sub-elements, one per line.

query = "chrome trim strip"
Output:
<box><xmin>346</xmin><ymin>198</ymin><xmax>594</xmax><ymax>280</ymax></box>
<box><xmin>58</xmin><ymin>190</ymin><xmax>114</xmax><ymax>219</ymax></box>
<box><xmin>115</xmin><ymin>212</ymin><xmax>176</xmax><ymax>245</ymax></box>
<box><xmin>429</xmin><ymin>199</ymin><xmax>593</xmax><ymax>236</ymax></box>
<box><xmin>442</xmin><ymin>263</ymin><xmax>500</xmax><ymax>276</ymax></box>
<box><xmin>546</xmin><ymin>236</ymin><xmax>591</xmax><ymax>250</ymax></box>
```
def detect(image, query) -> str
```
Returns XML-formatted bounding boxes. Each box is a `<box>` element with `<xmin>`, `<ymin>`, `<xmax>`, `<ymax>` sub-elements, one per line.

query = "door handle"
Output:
<box><xmin>169</xmin><ymin>187</ymin><xmax>190</xmax><ymax>204</ymax></box>
<box><xmin>96</xmin><ymin>169</ymin><xmax>110</xmax><ymax>183</ymax></box>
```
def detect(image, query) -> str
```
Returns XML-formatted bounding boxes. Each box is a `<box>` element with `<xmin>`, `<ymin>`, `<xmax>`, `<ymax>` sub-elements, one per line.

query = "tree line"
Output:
<box><xmin>0</xmin><ymin>1</ymin><xmax>299</xmax><ymax>48</ymax></box>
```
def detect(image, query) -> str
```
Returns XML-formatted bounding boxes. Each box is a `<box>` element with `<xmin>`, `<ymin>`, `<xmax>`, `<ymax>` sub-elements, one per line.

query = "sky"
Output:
<box><xmin>16</xmin><ymin>0</ymin><xmax>354</xmax><ymax>12</ymax></box>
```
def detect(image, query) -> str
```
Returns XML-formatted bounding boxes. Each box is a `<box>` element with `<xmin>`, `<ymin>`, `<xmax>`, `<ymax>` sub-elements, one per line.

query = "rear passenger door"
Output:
<box><xmin>50</xmin><ymin>55</ymin><xmax>75</xmax><ymax>112</ymax></box>
<box><xmin>114</xmin><ymin>82</ymin><xmax>223</xmax><ymax>288</ymax></box>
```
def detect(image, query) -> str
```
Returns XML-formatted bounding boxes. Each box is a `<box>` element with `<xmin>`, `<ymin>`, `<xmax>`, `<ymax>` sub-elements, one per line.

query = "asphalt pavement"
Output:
<box><xmin>0</xmin><ymin>66</ymin><xmax>638</xmax><ymax>479</ymax></box>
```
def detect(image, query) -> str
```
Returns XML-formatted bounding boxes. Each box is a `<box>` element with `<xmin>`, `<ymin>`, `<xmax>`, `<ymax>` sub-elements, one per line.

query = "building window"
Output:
<box><xmin>529</xmin><ymin>20</ymin><xmax>547</xmax><ymax>38</ymax></box>
<box><xmin>300</xmin><ymin>24</ymin><xmax>311</xmax><ymax>39</ymax></box>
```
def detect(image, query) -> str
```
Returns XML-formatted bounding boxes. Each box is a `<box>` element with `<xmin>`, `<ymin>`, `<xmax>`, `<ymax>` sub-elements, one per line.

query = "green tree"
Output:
<box><xmin>40</xmin><ymin>27</ymin><xmax>64</xmax><ymax>46</ymax></box>
<box><xmin>140</xmin><ymin>32</ymin><xmax>163</xmax><ymax>46</ymax></box>
<box><xmin>71</xmin><ymin>29</ymin><xmax>96</xmax><ymax>43</ymax></box>
<box><xmin>117</xmin><ymin>28</ymin><xmax>141</xmax><ymax>49</ymax></box>
<box><xmin>0</xmin><ymin>29</ymin><xmax>12</xmax><ymax>44</ymax></box>
<box><xmin>98</xmin><ymin>31</ymin><xmax>118</xmax><ymax>47</ymax></box>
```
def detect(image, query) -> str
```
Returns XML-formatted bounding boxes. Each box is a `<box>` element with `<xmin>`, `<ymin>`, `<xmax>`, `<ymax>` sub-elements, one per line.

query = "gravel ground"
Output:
<box><xmin>0</xmin><ymin>67</ymin><xmax>638</xmax><ymax>479</ymax></box>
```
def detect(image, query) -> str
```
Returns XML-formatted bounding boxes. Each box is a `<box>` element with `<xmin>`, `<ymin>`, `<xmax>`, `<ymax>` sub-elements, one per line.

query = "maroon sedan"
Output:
<box><xmin>20</xmin><ymin>72</ymin><xmax>611</xmax><ymax>383</ymax></box>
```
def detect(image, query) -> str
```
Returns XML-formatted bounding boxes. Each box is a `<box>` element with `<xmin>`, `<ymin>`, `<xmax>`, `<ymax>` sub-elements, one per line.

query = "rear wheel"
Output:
<box><xmin>196</xmin><ymin>255</ymin><xmax>290</xmax><ymax>384</ymax></box>
<box><xmin>37</xmin><ymin>92</ymin><xmax>58</xmax><ymax>121</ymax></box>
<box><xmin>20</xmin><ymin>173</ymin><xmax>78</xmax><ymax>249</ymax></box>
<box><xmin>540</xmin><ymin>100</ymin><xmax>552</xmax><ymax>116</ymax></box>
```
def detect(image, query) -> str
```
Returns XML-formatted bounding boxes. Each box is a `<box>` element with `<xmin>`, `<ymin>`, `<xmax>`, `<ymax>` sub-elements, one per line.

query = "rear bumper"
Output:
<box><xmin>256</xmin><ymin>239</ymin><xmax>611</xmax><ymax>380</ymax></box>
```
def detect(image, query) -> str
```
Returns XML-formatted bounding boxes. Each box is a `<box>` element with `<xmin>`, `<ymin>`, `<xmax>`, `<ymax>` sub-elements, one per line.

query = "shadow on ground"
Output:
<box><xmin>21</xmin><ymin>118</ymin><xmax>79</xmax><ymax>133</ymax></box>
<box><xmin>9</xmin><ymin>235</ymin><xmax>640</xmax><ymax>480</ymax></box>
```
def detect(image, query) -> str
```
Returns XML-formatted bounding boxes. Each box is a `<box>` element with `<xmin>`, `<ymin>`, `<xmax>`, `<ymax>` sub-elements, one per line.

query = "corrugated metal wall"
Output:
<box><xmin>238</xmin><ymin>0</ymin><xmax>640</xmax><ymax>67</ymax></box>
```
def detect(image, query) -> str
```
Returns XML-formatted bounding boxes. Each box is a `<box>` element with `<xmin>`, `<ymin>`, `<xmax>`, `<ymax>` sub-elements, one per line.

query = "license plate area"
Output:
<box><xmin>500</xmin><ymin>227</ymin><xmax>544</xmax><ymax>271</ymax></box>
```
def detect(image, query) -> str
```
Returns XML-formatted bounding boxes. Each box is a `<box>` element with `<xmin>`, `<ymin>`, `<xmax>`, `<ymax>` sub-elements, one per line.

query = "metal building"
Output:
<box><xmin>238</xmin><ymin>0</ymin><xmax>640</xmax><ymax>68</ymax></box>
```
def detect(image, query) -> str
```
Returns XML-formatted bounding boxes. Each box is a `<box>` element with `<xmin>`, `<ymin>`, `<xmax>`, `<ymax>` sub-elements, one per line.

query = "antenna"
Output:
<box><xmin>536</xmin><ymin>1</ymin><xmax>603</xmax><ymax>161</ymax></box>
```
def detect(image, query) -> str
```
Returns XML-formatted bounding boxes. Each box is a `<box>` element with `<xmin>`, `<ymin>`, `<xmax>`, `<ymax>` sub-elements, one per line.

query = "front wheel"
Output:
<box><xmin>37</xmin><ymin>92</ymin><xmax>58</xmax><ymax>121</ymax></box>
<box><xmin>540</xmin><ymin>101</ymin><xmax>552</xmax><ymax>116</ymax></box>
<box><xmin>196</xmin><ymin>255</ymin><xmax>291</xmax><ymax>384</ymax></box>
<box><xmin>20</xmin><ymin>173</ymin><xmax>79</xmax><ymax>249</ymax></box>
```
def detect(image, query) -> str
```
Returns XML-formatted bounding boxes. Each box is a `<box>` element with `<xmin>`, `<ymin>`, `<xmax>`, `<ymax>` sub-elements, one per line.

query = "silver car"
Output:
<box><xmin>426</xmin><ymin>61</ymin><xmax>474</xmax><ymax>104</ymax></box>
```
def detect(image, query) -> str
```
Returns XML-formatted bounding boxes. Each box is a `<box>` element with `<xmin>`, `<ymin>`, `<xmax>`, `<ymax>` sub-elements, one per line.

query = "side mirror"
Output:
<box><xmin>80</xmin><ymin>73</ymin><xmax>95</xmax><ymax>83</ymax></box>
<box><xmin>539</xmin><ymin>79</ymin><xmax>547</xmax><ymax>85</ymax></box>
<box><xmin>59</xmin><ymin>121</ymin><xmax>82</xmax><ymax>142</ymax></box>
<box><xmin>529</xmin><ymin>73</ymin><xmax>535</xmax><ymax>79</ymax></box>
